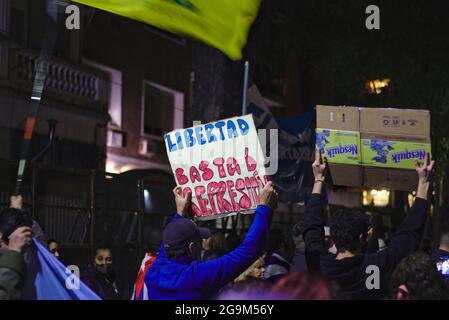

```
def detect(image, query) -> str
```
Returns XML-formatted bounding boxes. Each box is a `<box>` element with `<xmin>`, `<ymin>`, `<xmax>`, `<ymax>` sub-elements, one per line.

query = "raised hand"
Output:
<box><xmin>415</xmin><ymin>152</ymin><xmax>435</xmax><ymax>201</ymax></box>
<box><xmin>258</xmin><ymin>181</ymin><xmax>278</xmax><ymax>209</ymax></box>
<box><xmin>312</xmin><ymin>149</ymin><xmax>327</xmax><ymax>182</ymax></box>
<box><xmin>415</xmin><ymin>152</ymin><xmax>435</xmax><ymax>182</ymax></box>
<box><xmin>7</xmin><ymin>226</ymin><xmax>32</xmax><ymax>253</ymax></box>
<box><xmin>173</xmin><ymin>186</ymin><xmax>193</xmax><ymax>219</ymax></box>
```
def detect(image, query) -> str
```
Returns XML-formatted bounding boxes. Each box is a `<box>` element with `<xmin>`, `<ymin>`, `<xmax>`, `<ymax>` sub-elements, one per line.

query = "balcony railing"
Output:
<box><xmin>5</xmin><ymin>49</ymin><xmax>106</xmax><ymax>107</ymax></box>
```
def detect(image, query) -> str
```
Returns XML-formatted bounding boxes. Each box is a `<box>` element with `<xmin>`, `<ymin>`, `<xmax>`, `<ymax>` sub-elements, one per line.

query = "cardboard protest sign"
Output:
<box><xmin>164</xmin><ymin>114</ymin><xmax>267</xmax><ymax>220</ymax></box>
<box><xmin>316</xmin><ymin>105</ymin><xmax>432</xmax><ymax>191</ymax></box>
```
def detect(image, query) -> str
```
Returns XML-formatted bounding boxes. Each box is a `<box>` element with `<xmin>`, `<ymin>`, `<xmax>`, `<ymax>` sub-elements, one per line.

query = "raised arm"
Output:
<box><xmin>9</xmin><ymin>195</ymin><xmax>47</xmax><ymax>246</ymax></box>
<box><xmin>157</xmin><ymin>187</ymin><xmax>192</xmax><ymax>258</ymax></box>
<box><xmin>303</xmin><ymin>149</ymin><xmax>328</xmax><ymax>272</ymax></box>
<box><xmin>194</xmin><ymin>181</ymin><xmax>277</xmax><ymax>291</ymax></box>
<box><xmin>377</xmin><ymin>152</ymin><xmax>434</xmax><ymax>267</ymax></box>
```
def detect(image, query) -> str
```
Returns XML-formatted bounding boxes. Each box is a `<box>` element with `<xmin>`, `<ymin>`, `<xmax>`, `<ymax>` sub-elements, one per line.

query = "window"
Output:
<box><xmin>10</xmin><ymin>7</ymin><xmax>25</xmax><ymax>46</ymax></box>
<box><xmin>142</xmin><ymin>81</ymin><xmax>184</xmax><ymax>137</ymax></box>
<box><xmin>82</xmin><ymin>59</ymin><xmax>123</xmax><ymax>128</ymax></box>
<box><xmin>107</xmin><ymin>129</ymin><xmax>125</xmax><ymax>148</ymax></box>
<box><xmin>365</xmin><ymin>78</ymin><xmax>391</xmax><ymax>95</ymax></box>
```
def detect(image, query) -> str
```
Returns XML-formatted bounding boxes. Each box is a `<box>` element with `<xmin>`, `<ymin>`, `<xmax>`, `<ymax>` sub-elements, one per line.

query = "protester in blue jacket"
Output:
<box><xmin>145</xmin><ymin>181</ymin><xmax>277</xmax><ymax>300</ymax></box>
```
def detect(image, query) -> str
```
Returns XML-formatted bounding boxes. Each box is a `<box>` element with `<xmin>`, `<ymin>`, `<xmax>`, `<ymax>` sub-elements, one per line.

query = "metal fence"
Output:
<box><xmin>0</xmin><ymin>159</ymin><xmax>315</xmax><ymax>298</ymax></box>
<box><xmin>0</xmin><ymin>160</ymin><xmax>178</xmax><ymax>298</ymax></box>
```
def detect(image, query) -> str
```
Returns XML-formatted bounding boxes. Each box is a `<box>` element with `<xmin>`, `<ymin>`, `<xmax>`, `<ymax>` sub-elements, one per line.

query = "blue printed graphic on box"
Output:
<box><xmin>362</xmin><ymin>139</ymin><xmax>431</xmax><ymax>169</ymax></box>
<box><xmin>316</xmin><ymin>129</ymin><xmax>360</xmax><ymax>164</ymax></box>
<box><xmin>315</xmin><ymin>129</ymin><xmax>330</xmax><ymax>154</ymax></box>
<box><xmin>368</xmin><ymin>139</ymin><xmax>394</xmax><ymax>164</ymax></box>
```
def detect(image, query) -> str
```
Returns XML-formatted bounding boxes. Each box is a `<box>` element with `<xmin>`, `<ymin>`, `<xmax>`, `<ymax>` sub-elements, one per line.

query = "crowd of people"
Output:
<box><xmin>0</xmin><ymin>150</ymin><xmax>449</xmax><ymax>300</ymax></box>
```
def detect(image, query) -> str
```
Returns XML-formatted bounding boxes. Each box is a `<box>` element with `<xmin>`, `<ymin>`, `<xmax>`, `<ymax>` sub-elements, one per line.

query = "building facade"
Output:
<box><xmin>81</xmin><ymin>6</ymin><xmax>192</xmax><ymax>174</ymax></box>
<box><xmin>0</xmin><ymin>0</ymin><xmax>109</xmax><ymax>170</ymax></box>
<box><xmin>0</xmin><ymin>0</ymin><xmax>192</xmax><ymax>175</ymax></box>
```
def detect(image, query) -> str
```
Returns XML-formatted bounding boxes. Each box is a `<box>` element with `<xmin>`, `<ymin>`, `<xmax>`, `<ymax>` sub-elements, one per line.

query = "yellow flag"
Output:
<box><xmin>73</xmin><ymin>0</ymin><xmax>261</xmax><ymax>60</ymax></box>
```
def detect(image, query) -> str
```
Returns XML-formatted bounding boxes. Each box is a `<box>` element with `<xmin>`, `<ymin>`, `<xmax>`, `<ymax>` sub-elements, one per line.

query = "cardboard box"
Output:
<box><xmin>359</xmin><ymin>108</ymin><xmax>430</xmax><ymax>137</ymax></box>
<box><xmin>316</xmin><ymin>105</ymin><xmax>363</xmax><ymax>188</ymax></box>
<box><xmin>360</xmin><ymin>108</ymin><xmax>431</xmax><ymax>191</ymax></box>
<box><xmin>316</xmin><ymin>105</ymin><xmax>431</xmax><ymax>191</ymax></box>
<box><xmin>363</xmin><ymin>167</ymin><xmax>418</xmax><ymax>191</ymax></box>
<box><xmin>328</xmin><ymin>163</ymin><xmax>363</xmax><ymax>188</ymax></box>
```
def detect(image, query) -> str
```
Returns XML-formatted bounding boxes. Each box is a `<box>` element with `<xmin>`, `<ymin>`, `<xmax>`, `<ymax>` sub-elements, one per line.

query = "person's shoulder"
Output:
<box><xmin>190</xmin><ymin>257</ymin><xmax>223</xmax><ymax>272</ymax></box>
<box><xmin>320</xmin><ymin>252</ymin><xmax>336</xmax><ymax>261</ymax></box>
<box><xmin>148</xmin><ymin>256</ymin><xmax>190</xmax><ymax>274</ymax></box>
<box><xmin>321</xmin><ymin>253</ymin><xmax>365</xmax><ymax>268</ymax></box>
<box><xmin>359</xmin><ymin>251</ymin><xmax>393</xmax><ymax>269</ymax></box>
<box><xmin>0</xmin><ymin>249</ymin><xmax>25</xmax><ymax>275</ymax></box>
<box><xmin>150</xmin><ymin>256</ymin><xmax>171</xmax><ymax>266</ymax></box>
<box><xmin>80</xmin><ymin>265</ymin><xmax>96</xmax><ymax>278</ymax></box>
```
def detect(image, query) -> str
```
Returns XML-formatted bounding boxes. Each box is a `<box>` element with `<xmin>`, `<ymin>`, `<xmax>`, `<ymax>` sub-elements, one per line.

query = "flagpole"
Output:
<box><xmin>241</xmin><ymin>61</ymin><xmax>249</xmax><ymax>115</ymax></box>
<box><xmin>238</xmin><ymin>60</ymin><xmax>249</xmax><ymax>236</ymax></box>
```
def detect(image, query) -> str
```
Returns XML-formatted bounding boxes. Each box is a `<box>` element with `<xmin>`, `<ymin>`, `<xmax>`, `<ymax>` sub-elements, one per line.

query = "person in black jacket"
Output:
<box><xmin>291</xmin><ymin>222</ymin><xmax>307</xmax><ymax>273</ymax></box>
<box><xmin>303</xmin><ymin>149</ymin><xmax>434</xmax><ymax>299</ymax></box>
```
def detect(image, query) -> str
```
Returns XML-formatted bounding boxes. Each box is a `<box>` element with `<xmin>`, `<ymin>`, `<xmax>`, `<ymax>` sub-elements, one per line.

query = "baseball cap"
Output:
<box><xmin>163</xmin><ymin>218</ymin><xmax>210</xmax><ymax>250</ymax></box>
